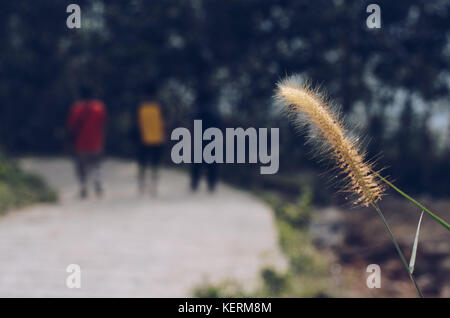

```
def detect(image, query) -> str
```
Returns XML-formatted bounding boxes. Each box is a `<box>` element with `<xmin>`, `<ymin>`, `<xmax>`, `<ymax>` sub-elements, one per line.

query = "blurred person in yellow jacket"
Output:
<box><xmin>135</xmin><ymin>86</ymin><xmax>166</xmax><ymax>195</ymax></box>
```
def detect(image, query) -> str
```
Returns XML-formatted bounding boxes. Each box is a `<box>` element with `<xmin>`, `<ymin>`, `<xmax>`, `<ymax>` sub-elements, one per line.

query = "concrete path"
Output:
<box><xmin>0</xmin><ymin>158</ymin><xmax>285</xmax><ymax>297</ymax></box>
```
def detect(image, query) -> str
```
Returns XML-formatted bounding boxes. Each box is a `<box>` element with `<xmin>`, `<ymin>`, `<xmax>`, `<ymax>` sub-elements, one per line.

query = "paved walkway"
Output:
<box><xmin>0</xmin><ymin>158</ymin><xmax>285</xmax><ymax>297</ymax></box>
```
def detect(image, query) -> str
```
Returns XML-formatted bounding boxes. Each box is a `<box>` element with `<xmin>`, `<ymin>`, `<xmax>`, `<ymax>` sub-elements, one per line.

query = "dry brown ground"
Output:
<box><xmin>314</xmin><ymin>198</ymin><xmax>450</xmax><ymax>297</ymax></box>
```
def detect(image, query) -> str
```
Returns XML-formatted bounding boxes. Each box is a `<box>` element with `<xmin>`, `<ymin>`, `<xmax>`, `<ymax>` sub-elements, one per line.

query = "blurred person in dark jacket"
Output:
<box><xmin>190</xmin><ymin>92</ymin><xmax>222</xmax><ymax>192</ymax></box>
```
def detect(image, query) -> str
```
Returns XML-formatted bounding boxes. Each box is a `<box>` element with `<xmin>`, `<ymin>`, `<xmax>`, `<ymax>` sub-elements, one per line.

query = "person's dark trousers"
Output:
<box><xmin>190</xmin><ymin>163</ymin><xmax>218</xmax><ymax>192</ymax></box>
<box><xmin>190</xmin><ymin>163</ymin><xmax>201</xmax><ymax>191</ymax></box>
<box><xmin>137</xmin><ymin>144</ymin><xmax>164</xmax><ymax>194</ymax></box>
<box><xmin>207</xmin><ymin>163</ymin><xmax>218</xmax><ymax>191</ymax></box>
<box><xmin>74</xmin><ymin>153</ymin><xmax>103</xmax><ymax>198</ymax></box>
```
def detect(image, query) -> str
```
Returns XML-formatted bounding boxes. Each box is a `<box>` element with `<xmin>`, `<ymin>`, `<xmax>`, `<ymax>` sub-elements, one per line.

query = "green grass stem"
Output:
<box><xmin>373</xmin><ymin>171</ymin><xmax>449</xmax><ymax>231</ymax></box>
<box><xmin>371</xmin><ymin>203</ymin><xmax>424</xmax><ymax>298</ymax></box>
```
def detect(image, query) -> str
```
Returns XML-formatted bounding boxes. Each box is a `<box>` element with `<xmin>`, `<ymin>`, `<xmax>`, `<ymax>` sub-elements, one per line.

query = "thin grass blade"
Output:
<box><xmin>371</xmin><ymin>203</ymin><xmax>424</xmax><ymax>297</ymax></box>
<box><xmin>373</xmin><ymin>171</ymin><xmax>449</xmax><ymax>231</ymax></box>
<box><xmin>409</xmin><ymin>211</ymin><xmax>424</xmax><ymax>274</ymax></box>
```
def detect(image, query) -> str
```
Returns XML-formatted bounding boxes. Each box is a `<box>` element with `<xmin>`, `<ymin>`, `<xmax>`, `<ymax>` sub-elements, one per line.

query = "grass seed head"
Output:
<box><xmin>275</xmin><ymin>75</ymin><xmax>384</xmax><ymax>207</ymax></box>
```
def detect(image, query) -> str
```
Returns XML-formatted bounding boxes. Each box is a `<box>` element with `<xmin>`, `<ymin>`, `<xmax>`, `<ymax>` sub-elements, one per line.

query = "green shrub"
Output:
<box><xmin>0</xmin><ymin>154</ymin><xmax>57</xmax><ymax>214</ymax></box>
<box><xmin>192</xmin><ymin>281</ymin><xmax>247</xmax><ymax>298</ymax></box>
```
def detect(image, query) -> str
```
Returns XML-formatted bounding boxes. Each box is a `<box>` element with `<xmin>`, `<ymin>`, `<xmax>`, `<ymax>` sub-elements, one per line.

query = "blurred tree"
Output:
<box><xmin>0</xmin><ymin>0</ymin><xmax>448</xmax><ymax>194</ymax></box>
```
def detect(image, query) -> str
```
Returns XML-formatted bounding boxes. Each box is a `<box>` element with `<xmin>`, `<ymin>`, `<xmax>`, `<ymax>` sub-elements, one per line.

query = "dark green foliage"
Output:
<box><xmin>260</xmin><ymin>268</ymin><xmax>288</xmax><ymax>296</ymax></box>
<box><xmin>277</xmin><ymin>188</ymin><xmax>313</xmax><ymax>228</ymax></box>
<box><xmin>0</xmin><ymin>154</ymin><xmax>57</xmax><ymax>213</ymax></box>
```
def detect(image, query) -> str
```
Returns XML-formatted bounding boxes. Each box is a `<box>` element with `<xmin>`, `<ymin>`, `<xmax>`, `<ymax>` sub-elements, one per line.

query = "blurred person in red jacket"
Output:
<box><xmin>67</xmin><ymin>85</ymin><xmax>107</xmax><ymax>199</ymax></box>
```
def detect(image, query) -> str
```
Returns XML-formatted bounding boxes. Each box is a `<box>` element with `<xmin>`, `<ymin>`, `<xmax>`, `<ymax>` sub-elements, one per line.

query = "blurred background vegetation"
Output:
<box><xmin>0</xmin><ymin>154</ymin><xmax>56</xmax><ymax>214</ymax></box>
<box><xmin>1</xmin><ymin>0</ymin><xmax>449</xmax><ymax>197</ymax></box>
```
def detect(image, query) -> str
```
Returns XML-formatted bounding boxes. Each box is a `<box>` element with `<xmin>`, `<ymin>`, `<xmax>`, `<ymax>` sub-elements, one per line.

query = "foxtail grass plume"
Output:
<box><xmin>275</xmin><ymin>75</ymin><xmax>384</xmax><ymax>207</ymax></box>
